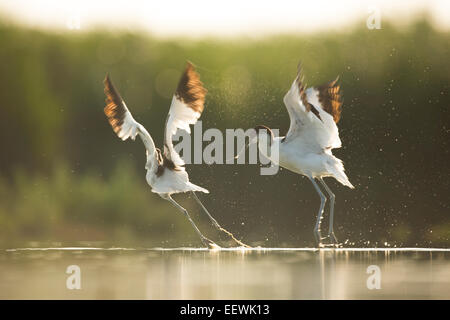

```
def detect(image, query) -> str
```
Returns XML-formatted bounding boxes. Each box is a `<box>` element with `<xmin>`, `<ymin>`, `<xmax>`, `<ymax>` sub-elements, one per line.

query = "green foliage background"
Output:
<box><xmin>0</xmin><ymin>17</ymin><xmax>448</xmax><ymax>248</ymax></box>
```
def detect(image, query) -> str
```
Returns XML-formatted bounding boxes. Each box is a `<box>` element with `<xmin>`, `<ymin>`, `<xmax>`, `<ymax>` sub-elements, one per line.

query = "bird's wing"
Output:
<box><xmin>315</xmin><ymin>77</ymin><xmax>343</xmax><ymax>123</ymax></box>
<box><xmin>163</xmin><ymin>62</ymin><xmax>207</xmax><ymax>166</ymax></box>
<box><xmin>282</xmin><ymin>66</ymin><xmax>342</xmax><ymax>151</ymax></box>
<box><xmin>104</xmin><ymin>74</ymin><xmax>157</xmax><ymax>169</ymax></box>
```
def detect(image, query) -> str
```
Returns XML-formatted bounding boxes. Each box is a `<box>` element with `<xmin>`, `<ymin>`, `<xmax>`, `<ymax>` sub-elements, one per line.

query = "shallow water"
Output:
<box><xmin>1</xmin><ymin>247</ymin><xmax>449</xmax><ymax>299</ymax></box>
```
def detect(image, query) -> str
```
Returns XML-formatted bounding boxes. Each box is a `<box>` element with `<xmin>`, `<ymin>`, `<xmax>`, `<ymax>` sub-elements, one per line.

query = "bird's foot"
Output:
<box><xmin>202</xmin><ymin>237</ymin><xmax>221</xmax><ymax>250</ymax></box>
<box><xmin>319</xmin><ymin>242</ymin><xmax>342</xmax><ymax>248</ymax></box>
<box><xmin>329</xmin><ymin>232</ymin><xmax>341</xmax><ymax>246</ymax></box>
<box><xmin>218</xmin><ymin>227</ymin><xmax>252</xmax><ymax>248</ymax></box>
<box><xmin>211</xmin><ymin>221</ymin><xmax>252</xmax><ymax>248</ymax></box>
<box><xmin>318</xmin><ymin>234</ymin><xmax>342</xmax><ymax>248</ymax></box>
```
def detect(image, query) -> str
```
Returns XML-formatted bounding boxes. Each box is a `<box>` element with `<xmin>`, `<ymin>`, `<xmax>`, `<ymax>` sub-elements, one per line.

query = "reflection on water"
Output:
<box><xmin>0</xmin><ymin>247</ymin><xmax>449</xmax><ymax>299</ymax></box>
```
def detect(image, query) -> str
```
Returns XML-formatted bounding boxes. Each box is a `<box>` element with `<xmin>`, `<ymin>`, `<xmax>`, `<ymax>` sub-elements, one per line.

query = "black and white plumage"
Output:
<box><xmin>252</xmin><ymin>64</ymin><xmax>354</xmax><ymax>246</ymax></box>
<box><xmin>104</xmin><ymin>62</ymin><xmax>248</xmax><ymax>249</ymax></box>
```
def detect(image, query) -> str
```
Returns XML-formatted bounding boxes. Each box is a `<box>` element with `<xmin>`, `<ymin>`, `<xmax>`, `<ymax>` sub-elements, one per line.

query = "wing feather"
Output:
<box><xmin>315</xmin><ymin>77</ymin><xmax>343</xmax><ymax>123</ymax></box>
<box><xmin>163</xmin><ymin>62</ymin><xmax>207</xmax><ymax>166</ymax></box>
<box><xmin>282</xmin><ymin>65</ymin><xmax>342</xmax><ymax>151</ymax></box>
<box><xmin>103</xmin><ymin>74</ymin><xmax>157</xmax><ymax>169</ymax></box>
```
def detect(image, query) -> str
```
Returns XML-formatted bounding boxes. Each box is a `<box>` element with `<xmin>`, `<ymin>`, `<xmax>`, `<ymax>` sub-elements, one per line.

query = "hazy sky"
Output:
<box><xmin>0</xmin><ymin>0</ymin><xmax>449</xmax><ymax>36</ymax></box>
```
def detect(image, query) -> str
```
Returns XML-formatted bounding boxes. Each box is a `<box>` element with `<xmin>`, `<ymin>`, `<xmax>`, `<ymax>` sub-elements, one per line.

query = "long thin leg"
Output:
<box><xmin>191</xmin><ymin>192</ymin><xmax>251</xmax><ymax>248</ymax></box>
<box><xmin>318</xmin><ymin>177</ymin><xmax>338</xmax><ymax>244</ymax></box>
<box><xmin>165</xmin><ymin>195</ymin><xmax>219</xmax><ymax>249</ymax></box>
<box><xmin>308</xmin><ymin>177</ymin><xmax>327</xmax><ymax>245</ymax></box>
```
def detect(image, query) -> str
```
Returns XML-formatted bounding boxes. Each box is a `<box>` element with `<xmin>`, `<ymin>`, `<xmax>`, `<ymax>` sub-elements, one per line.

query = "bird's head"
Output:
<box><xmin>233</xmin><ymin>125</ymin><xmax>274</xmax><ymax>161</ymax></box>
<box><xmin>254</xmin><ymin>125</ymin><xmax>275</xmax><ymax>144</ymax></box>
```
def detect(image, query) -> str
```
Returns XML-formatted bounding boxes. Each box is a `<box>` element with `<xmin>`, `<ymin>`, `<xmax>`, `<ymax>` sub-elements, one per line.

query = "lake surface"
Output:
<box><xmin>1</xmin><ymin>247</ymin><xmax>449</xmax><ymax>299</ymax></box>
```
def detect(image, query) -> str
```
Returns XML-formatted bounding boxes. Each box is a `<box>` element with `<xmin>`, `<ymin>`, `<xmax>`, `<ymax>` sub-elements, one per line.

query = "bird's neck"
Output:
<box><xmin>258</xmin><ymin>136</ymin><xmax>282</xmax><ymax>160</ymax></box>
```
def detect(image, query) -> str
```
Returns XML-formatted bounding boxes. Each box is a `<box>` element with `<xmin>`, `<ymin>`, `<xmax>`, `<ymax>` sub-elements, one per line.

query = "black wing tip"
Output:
<box><xmin>183</xmin><ymin>61</ymin><xmax>199</xmax><ymax>76</ymax></box>
<box><xmin>184</xmin><ymin>61</ymin><xmax>201</xmax><ymax>78</ymax></box>
<box><xmin>103</xmin><ymin>74</ymin><xmax>116</xmax><ymax>93</ymax></box>
<box><xmin>329</xmin><ymin>75</ymin><xmax>340</xmax><ymax>87</ymax></box>
<box><xmin>103</xmin><ymin>74</ymin><xmax>123</xmax><ymax>100</ymax></box>
<box><xmin>186</xmin><ymin>60</ymin><xmax>195</xmax><ymax>69</ymax></box>
<box><xmin>315</xmin><ymin>75</ymin><xmax>343</xmax><ymax>123</ymax></box>
<box><xmin>295</xmin><ymin>61</ymin><xmax>307</xmax><ymax>102</ymax></box>
<box><xmin>297</xmin><ymin>60</ymin><xmax>303</xmax><ymax>75</ymax></box>
<box><xmin>295</xmin><ymin>60</ymin><xmax>306</xmax><ymax>83</ymax></box>
<box><xmin>175</xmin><ymin>61</ymin><xmax>207</xmax><ymax>112</ymax></box>
<box><xmin>315</xmin><ymin>75</ymin><xmax>341</xmax><ymax>91</ymax></box>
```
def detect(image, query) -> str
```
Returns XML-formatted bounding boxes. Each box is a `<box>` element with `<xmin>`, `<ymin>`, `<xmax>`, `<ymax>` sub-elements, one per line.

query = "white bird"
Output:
<box><xmin>103</xmin><ymin>62</ymin><xmax>249</xmax><ymax>249</ymax></box>
<box><xmin>247</xmin><ymin>64</ymin><xmax>354</xmax><ymax>246</ymax></box>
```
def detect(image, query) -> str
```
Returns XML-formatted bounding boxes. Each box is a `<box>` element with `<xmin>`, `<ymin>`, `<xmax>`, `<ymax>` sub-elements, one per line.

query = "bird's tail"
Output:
<box><xmin>187</xmin><ymin>182</ymin><xmax>209</xmax><ymax>194</ymax></box>
<box><xmin>327</xmin><ymin>156</ymin><xmax>354</xmax><ymax>189</ymax></box>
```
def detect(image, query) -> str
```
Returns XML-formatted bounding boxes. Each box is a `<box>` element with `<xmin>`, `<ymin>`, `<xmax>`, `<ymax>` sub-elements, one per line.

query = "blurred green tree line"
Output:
<box><xmin>0</xmin><ymin>17</ymin><xmax>448</xmax><ymax>247</ymax></box>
